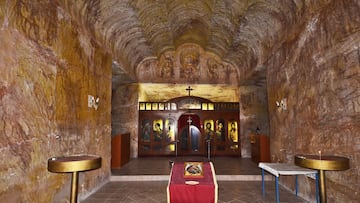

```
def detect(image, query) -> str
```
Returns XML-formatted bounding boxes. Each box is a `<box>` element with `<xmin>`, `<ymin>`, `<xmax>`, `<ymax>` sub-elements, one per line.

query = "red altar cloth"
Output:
<box><xmin>167</xmin><ymin>162</ymin><xmax>218</xmax><ymax>203</ymax></box>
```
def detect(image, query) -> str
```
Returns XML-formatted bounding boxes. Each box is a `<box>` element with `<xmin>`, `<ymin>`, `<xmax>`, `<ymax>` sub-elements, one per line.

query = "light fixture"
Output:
<box><xmin>276</xmin><ymin>98</ymin><xmax>287</xmax><ymax>112</ymax></box>
<box><xmin>88</xmin><ymin>95</ymin><xmax>99</xmax><ymax>110</ymax></box>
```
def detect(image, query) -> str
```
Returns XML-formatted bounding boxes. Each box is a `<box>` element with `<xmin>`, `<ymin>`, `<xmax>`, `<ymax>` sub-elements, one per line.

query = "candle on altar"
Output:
<box><xmin>318</xmin><ymin>150</ymin><xmax>322</xmax><ymax>160</ymax></box>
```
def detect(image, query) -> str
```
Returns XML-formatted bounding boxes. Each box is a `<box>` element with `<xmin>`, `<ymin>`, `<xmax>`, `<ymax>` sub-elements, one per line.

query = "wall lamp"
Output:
<box><xmin>88</xmin><ymin>95</ymin><xmax>99</xmax><ymax>110</ymax></box>
<box><xmin>276</xmin><ymin>98</ymin><xmax>287</xmax><ymax>112</ymax></box>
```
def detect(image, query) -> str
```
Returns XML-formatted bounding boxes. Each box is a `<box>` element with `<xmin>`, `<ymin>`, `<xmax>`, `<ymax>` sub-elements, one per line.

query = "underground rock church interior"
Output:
<box><xmin>0</xmin><ymin>0</ymin><xmax>359</xmax><ymax>203</ymax></box>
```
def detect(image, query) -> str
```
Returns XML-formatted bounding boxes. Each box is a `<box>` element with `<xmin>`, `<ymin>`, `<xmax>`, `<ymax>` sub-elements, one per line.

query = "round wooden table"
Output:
<box><xmin>295</xmin><ymin>154</ymin><xmax>349</xmax><ymax>203</ymax></box>
<box><xmin>48</xmin><ymin>155</ymin><xmax>101</xmax><ymax>203</ymax></box>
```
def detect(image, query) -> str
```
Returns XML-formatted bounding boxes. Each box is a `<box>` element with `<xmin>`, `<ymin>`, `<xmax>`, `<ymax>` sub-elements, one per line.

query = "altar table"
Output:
<box><xmin>167</xmin><ymin>162</ymin><xmax>218</xmax><ymax>203</ymax></box>
<box><xmin>258</xmin><ymin>162</ymin><xmax>319</xmax><ymax>203</ymax></box>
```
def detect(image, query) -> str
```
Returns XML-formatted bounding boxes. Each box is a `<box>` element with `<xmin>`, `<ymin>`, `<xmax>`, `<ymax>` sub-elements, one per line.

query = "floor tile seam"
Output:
<box><xmin>110</xmin><ymin>175</ymin><xmax>273</xmax><ymax>182</ymax></box>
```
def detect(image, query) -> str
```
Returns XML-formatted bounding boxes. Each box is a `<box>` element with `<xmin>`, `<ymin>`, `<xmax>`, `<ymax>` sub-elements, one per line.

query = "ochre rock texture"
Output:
<box><xmin>267</xmin><ymin>1</ymin><xmax>360</xmax><ymax>202</ymax></box>
<box><xmin>239</xmin><ymin>85</ymin><xmax>269</xmax><ymax>158</ymax></box>
<box><xmin>111</xmin><ymin>83</ymin><xmax>139</xmax><ymax>157</ymax></box>
<box><xmin>0</xmin><ymin>0</ymin><xmax>359</xmax><ymax>202</ymax></box>
<box><xmin>0</xmin><ymin>1</ymin><xmax>112</xmax><ymax>202</ymax></box>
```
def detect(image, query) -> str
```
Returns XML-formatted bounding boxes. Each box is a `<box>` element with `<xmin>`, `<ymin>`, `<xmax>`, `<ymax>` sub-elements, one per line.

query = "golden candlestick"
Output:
<box><xmin>295</xmin><ymin>154</ymin><xmax>349</xmax><ymax>203</ymax></box>
<box><xmin>48</xmin><ymin>155</ymin><xmax>102</xmax><ymax>203</ymax></box>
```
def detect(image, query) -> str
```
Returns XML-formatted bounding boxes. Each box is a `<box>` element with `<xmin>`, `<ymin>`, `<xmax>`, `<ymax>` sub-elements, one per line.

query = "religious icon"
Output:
<box><xmin>153</xmin><ymin>119</ymin><xmax>163</xmax><ymax>141</ymax></box>
<box><xmin>141</xmin><ymin>119</ymin><xmax>151</xmax><ymax>142</ymax></box>
<box><xmin>139</xmin><ymin>103</ymin><xmax>145</xmax><ymax>110</ymax></box>
<box><xmin>171</xmin><ymin>103</ymin><xmax>177</xmax><ymax>110</ymax></box>
<box><xmin>164</xmin><ymin>118</ymin><xmax>175</xmax><ymax>152</ymax></box>
<box><xmin>159</xmin><ymin>103</ymin><xmax>165</xmax><ymax>110</ymax></box>
<box><xmin>152</xmin><ymin>103</ymin><xmax>158</xmax><ymax>110</ymax></box>
<box><xmin>202</xmin><ymin>103</ymin><xmax>208</xmax><ymax>110</ymax></box>
<box><xmin>184</xmin><ymin>162</ymin><xmax>203</xmax><ymax>178</ymax></box>
<box><xmin>228</xmin><ymin>121</ymin><xmax>238</xmax><ymax>149</ymax></box>
<box><xmin>208</xmin><ymin>103</ymin><xmax>214</xmax><ymax>110</ymax></box>
<box><xmin>160</xmin><ymin>55</ymin><xmax>174</xmax><ymax>78</ymax></box>
<box><xmin>207</xmin><ymin>57</ymin><xmax>223</xmax><ymax>82</ymax></box>
<box><xmin>146</xmin><ymin>102</ymin><xmax>152</xmax><ymax>110</ymax></box>
<box><xmin>204</xmin><ymin>120</ymin><xmax>214</xmax><ymax>140</ymax></box>
<box><xmin>216</xmin><ymin>119</ymin><xmax>225</xmax><ymax>141</ymax></box>
<box><xmin>180</xmin><ymin>49</ymin><xmax>200</xmax><ymax>81</ymax></box>
<box><xmin>165</xmin><ymin>119</ymin><xmax>175</xmax><ymax>142</ymax></box>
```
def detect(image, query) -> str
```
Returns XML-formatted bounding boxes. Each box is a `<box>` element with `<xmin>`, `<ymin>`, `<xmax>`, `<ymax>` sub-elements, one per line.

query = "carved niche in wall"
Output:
<box><xmin>136</xmin><ymin>43</ymin><xmax>239</xmax><ymax>84</ymax></box>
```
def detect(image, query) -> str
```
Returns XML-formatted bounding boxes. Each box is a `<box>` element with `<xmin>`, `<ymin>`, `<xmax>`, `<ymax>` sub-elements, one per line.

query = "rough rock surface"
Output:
<box><xmin>267</xmin><ymin>1</ymin><xmax>360</xmax><ymax>202</ymax></box>
<box><xmin>1</xmin><ymin>1</ymin><xmax>112</xmax><ymax>202</ymax></box>
<box><xmin>0</xmin><ymin>0</ymin><xmax>359</xmax><ymax>202</ymax></box>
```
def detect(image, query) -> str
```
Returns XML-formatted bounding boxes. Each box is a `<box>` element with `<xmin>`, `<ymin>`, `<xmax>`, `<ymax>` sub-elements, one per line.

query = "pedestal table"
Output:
<box><xmin>295</xmin><ymin>154</ymin><xmax>349</xmax><ymax>203</ymax></box>
<box><xmin>48</xmin><ymin>155</ymin><xmax>102</xmax><ymax>203</ymax></box>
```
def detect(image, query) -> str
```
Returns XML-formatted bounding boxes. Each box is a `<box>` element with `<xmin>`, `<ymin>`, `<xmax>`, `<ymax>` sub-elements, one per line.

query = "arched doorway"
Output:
<box><xmin>177</xmin><ymin>113</ymin><xmax>203</xmax><ymax>155</ymax></box>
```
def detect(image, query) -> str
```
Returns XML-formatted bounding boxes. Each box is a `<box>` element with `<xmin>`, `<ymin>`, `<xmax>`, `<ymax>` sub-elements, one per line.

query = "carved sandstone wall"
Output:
<box><xmin>0</xmin><ymin>1</ymin><xmax>112</xmax><ymax>202</ymax></box>
<box><xmin>239</xmin><ymin>85</ymin><xmax>269</xmax><ymax>158</ymax></box>
<box><xmin>267</xmin><ymin>1</ymin><xmax>360</xmax><ymax>202</ymax></box>
<box><xmin>111</xmin><ymin>83</ymin><xmax>139</xmax><ymax>158</ymax></box>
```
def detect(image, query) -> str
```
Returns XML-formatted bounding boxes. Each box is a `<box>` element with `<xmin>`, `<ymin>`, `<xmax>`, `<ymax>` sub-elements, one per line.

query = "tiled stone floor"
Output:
<box><xmin>111</xmin><ymin>156</ymin><xmax>263</xmax><ymax>176</ymax></box>
<box><xmin>81</xmin><ymin>157</ymin><xmax>309</xmax><ymax>203</ymax></box>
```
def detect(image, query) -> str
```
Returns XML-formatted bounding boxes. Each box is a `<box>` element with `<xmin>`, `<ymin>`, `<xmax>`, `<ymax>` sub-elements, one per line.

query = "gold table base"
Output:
<box><xmin>295</xmin><ymin>154</ymin><xmax>349</xmax><ymax>203</ymax></box>
<box><xmin>48</xmin><ymin>155</ymin><xmax>102</xmax><ymax>203</ymax></box>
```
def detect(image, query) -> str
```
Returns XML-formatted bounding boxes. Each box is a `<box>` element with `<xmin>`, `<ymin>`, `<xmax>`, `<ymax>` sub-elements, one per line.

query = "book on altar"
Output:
<box><xmin>184</xmin><ymin>162</ymin><xmax>204</xmax><ymax>178</ymax></box>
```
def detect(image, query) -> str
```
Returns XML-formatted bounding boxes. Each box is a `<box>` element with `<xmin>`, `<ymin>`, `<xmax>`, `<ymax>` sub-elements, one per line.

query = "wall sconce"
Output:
<box><xmin>276</xmin><ymin>98</ymin><xmax>287</xmax><ymax>112</ymax></box>
<box><xmin>88</xmin><ymin>95</ymin><xmax>99</xmax><ymax>110</ymax></box>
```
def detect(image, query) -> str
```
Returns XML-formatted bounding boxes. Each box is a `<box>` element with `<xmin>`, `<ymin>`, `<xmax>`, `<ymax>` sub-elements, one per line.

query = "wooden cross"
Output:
<box><xmin>186</xmin><ymin>86</ymin><xmax>193</xmax><ymax>96</ymax></box>
<box><xmin>187</xmin><ymin>116</ymin><xmax>192</xmax><ymax>125</ymax></box>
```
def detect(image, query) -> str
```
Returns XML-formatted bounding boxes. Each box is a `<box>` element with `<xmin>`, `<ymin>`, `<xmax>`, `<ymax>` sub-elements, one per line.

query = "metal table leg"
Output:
<box><xmin>295</xmin><ymin>175</ymin><xmax>298</xmax><ymax>196</ymax></box>
<box><xmin>261</xmin><ymin>169</ymin><xmax>265</xmax><ymax>197</ymax></box>
<box><xmin>275</xmin><ymin>176</ymin><xmax>279</xmax><ymax>203</ymax></box>
<box><xmin>316</xmin><ymin>172</ymin><xmax>319</xmax><ymax>203</ymax></box>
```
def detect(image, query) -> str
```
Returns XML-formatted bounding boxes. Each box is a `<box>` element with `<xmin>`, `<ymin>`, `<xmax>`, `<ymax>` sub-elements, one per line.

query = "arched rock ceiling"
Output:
<box><xmin>57</xmin><ymin>0</ymin><xmax>329</xmax><ymax>88</ymax></box>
